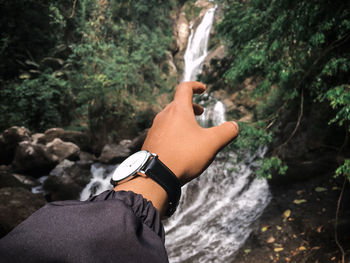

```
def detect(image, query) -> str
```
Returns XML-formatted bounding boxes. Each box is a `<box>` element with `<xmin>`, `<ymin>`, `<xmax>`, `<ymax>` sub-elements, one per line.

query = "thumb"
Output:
<box><xmin>207</xmin><ymin>121</ymin><xmax>239</xmax><ymax>151</ymax></box>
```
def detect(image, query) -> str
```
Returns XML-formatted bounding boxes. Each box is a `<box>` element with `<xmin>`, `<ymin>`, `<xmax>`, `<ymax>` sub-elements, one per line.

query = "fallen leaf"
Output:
<box><xmin>317</xmin><ymin>226</ymin><xmax>323</xmax><ymax>233</ymax></box>
<box><xmin>267</xmin><ymin>236</ymin><xmax>275</xmax><ymax>243</ymax></box>
<box><xmin>296</xmin><ymin>190</ymin><xmax>304</xmax><ymax>195</ymax></box>
<box><xmin>332</xmin><ymin>186</ymin><xmax>340</xmax><ymax>190</ymax></box>
<box><xmin>288</xmin><ymin>217</ymin><xmax>294</xmax><ymax>221</ymax></box>
<box><xmin>283</xmin><ymin>209</ymin><xmax>291</xmax><ymax>218</ymax></box>
<box><xmin>274</xmin><ymin>247</ymin><xmax>284</xmax><ymax>252</ymax></box>
<box><xmin>244</xmin><ymin>249</ymin><xmax>251</xmax><ymax>254</ymax></box>
<box><xmin>298</xmin><ymin>246</ymin><xmax>307</xmax><ymax>251</ymax></box>
<box><xmin>311</xmin><ymin>246</ymin><xmax>320</xmax><ymax>250</ymax></box>
<box><xmin>293</xmin><ymin>199</ymin><xmax>307</xmax><ymax>204</ymax></box>
<box><xmin>276</xmin><ymin>225</ymin><xmax>282</xmax><ymax>230</ymax></box>
<box><xmin>331</xmin><ymin>256</ymin><xmax>336</xmax><ymax>261</ymax></box>
<box><xmin>315</xmin><ymin>187</ymin><xmax>327</xmax><ymax>192</ymax></box>
<box><xmin>285</xmin><ymin>257</ymin><xmax>291</xmax><ymax>262</ymax></box>
<box><xmin>261</xmin><ymin>226</ymin><xmax>269</xmax><ymax>232</ymax></box>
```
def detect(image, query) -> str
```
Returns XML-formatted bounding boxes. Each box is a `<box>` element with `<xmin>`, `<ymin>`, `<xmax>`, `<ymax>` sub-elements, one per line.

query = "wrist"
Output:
<box><xmin>114</xmin><ymin>175</ymin><xmax>169</xmax><ymax>217</ymax></box>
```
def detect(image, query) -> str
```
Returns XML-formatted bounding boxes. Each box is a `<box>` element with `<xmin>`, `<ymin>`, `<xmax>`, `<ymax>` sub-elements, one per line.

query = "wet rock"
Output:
<box><xmin>11</xmin><ymin>141</ymin><xmax>58</xmax><ymax>177</ymax></box>
<box><xmin>46</xmin><ymin>138</ymin><xmax>80</xmax><ymax>162</ymax></box>
<box><xmin>98</xmin><ymin>143</ymin><xmax>131</xmax><ymax>164</ymax></box>
<box><xmin>0</xmin><ymin>187</ymin><xmax>46</xmax><ymax>238</ymax></box>
<box><xmin>0</xmin><ymin>126</ymin><xmax>31</xmax><ymax>165</ymax></box>
<box><xmin>38</xmin><ymin>128</ymin><xmax>91</xmax><ymax>152</ymax></box>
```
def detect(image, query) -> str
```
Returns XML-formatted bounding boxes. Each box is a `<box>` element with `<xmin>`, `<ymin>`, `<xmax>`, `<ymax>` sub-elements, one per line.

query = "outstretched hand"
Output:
<box><xmin>142</xmin><ymin>81</ymin><xmax>239</xmax><ymax>185</ymax></box>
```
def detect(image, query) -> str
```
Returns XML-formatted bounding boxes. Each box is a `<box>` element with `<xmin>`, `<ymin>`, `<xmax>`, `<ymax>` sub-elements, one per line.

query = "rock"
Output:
<box><xmin>203</xmin><ymin>45</ymin><xmax>226</xmax><ymax>68</ymax></box>
<box><xmin>43</xmin><ymin>159</ymin><xmax>92</xmax><ymax>201</ymax></box>
<box><xmin>129</xmin><ymin>129</ymin><xmax>149</xmax><ymax>153</ymax></box>
<box><xmin>79</xmin><ymin>151</ymin><xmax>95</xmax><ymax>162</ymax></box>
<box><xmin>11</xmin><ymin>141</ymin><xmax>58</xmax><ymax>177</ymax></box>
<box><xmin>43</xmin><ymin>174</ymin><xmax>83</xmax><ymax>201</ymax></box>
<box><xmin>175</xmin><ymin>12</ymin><xmax>190</xmax><ymax>53</ymax></box>
<box><xmin>0</xmin><ymin>126</ymin><xmax>31</xmax><ymax>165</ymax></box>
<box><xmin>46</xmin><ymin>138</ymin><xmax>80</xmax><ymax>162</ymax></box>
<box><xmin>0</xmin><ymin>171</ymin><xmax>39</xmax><ymax>189</ymax></box>
<box><xmin>0</xmin><ymin>187</ymin><xmax>46</xmax><ymax>238</ymax></box>
<box><xmin>98</xmin><ymin>143</ymin><xmax>131</xmax><ymax>164</ymax></box>
<box><xmin>38</xmin><ymin>128</ymin><xmax>91</xmax><ymax>152</ymax></box>
<box><xmin>49</xmin><ymin>159</ymin><xmax>75</xmax><ymax>177</ymax></box>
<box><xmin>31</xmin><ymin>133</ymin><xmax>45</xmax><ymax>144</ymax></box>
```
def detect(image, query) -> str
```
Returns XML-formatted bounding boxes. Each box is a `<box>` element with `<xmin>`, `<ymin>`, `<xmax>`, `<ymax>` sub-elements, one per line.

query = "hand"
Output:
<box><xmin>142</xmin><ymin>81</ymin><xmax>239</xmax><ymax>185</ymax></box>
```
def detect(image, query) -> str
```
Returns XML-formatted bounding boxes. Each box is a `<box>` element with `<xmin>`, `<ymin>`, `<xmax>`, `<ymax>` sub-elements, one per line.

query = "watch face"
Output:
<box><xmin>112</xmin><ymin>150</ymin><xmax>151</xmax><ymax>182</ymax></box>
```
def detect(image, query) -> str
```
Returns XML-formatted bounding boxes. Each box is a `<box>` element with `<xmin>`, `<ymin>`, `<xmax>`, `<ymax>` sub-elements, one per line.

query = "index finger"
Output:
<box><xmin>174</xmin><ymin>81</ymin><xmax>206</xmax><ymax>107</ymax></box>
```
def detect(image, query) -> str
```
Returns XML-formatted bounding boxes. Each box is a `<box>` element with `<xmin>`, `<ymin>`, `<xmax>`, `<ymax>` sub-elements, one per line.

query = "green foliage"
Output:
<box><xmin>335</xmin><ymin>159</ymin><xmax>350</xmax><ymax>181</ymax></box>
<box><xmin>0</xmin><ymin>72</ymin><xmax>73</xmax><ymax>131</ymax></box>
<box><xmin>0</xmin><ymin>0</ymin><xmax>177</xmax><ymax>141</ymax></box>
<box><xmin>215</xmin><ymin>0</ymin><xmax>350</xmax><ymax>179</ymax></box>
<box><xmin>256</xmin><ymin>157</ymin><xmax>288</xmax><ymax>179</ymax></box>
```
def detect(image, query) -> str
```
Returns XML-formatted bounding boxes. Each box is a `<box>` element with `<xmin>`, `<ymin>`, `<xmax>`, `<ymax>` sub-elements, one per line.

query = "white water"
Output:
<box><xmin>183</xmin><ymin>6</ymin><xmax>217</xmax><ymax>81</ymax></box>
<box><xmin>79</xmin><ymin>164</ymin><xmax>115</xmax><ymax>201</ymax></box>
<box><xmin>164</xmin><ymin>4</ymin><xmax>271</xmax><ymax>262</ymax></box>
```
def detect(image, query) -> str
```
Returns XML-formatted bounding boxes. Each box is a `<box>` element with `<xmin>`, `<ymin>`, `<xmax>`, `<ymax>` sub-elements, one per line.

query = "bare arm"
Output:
<box><xmin>114</xmin><ymin>81</ymin><xmax>239</xmax><ymax>217</ymax></box>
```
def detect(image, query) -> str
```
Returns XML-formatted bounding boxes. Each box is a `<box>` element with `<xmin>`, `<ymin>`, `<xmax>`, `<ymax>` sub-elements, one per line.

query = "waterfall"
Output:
<box><xmin>164</xmin><ymin>4</ymin><xmax>271</xmax><ymax>262</ymax></box>
<box><xmin>183</xmin><ymin>6</ymin><xmax>216</xmax><ymax>81</ymax></box>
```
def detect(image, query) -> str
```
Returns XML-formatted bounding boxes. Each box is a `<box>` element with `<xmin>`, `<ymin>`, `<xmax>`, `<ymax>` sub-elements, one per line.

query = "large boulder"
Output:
<box><xmin>0</xmin><ymin>187</ymin><xmax>46</xmax><ymax>238</ymax></box>
<box><xmin>11</xmin><ymin>141</ymin><xmax>58</xmax><ymax>177</ymax></box>
<box><xmin>0</xmin><ymin>126</ymin><xmax>31</xmax><ymax>165</ymax></box>
<box><xmin>43</xmin><ymin>159</ymin><xmax>92</xmax><ymax>201</ymax></box>
<box><xmin>38</xmin><ymin>128</ymin><xmax>91</xmax><ymax>152</ymax></box>
<box><xmin>46</xmin><ymin>138</ymin><xmax>80</xmax><ymax>162</ymax></box>
<box><xmin>98</xmin><ymin>141</ymin><xmax>131</xmax><ymax>164</ymax></box>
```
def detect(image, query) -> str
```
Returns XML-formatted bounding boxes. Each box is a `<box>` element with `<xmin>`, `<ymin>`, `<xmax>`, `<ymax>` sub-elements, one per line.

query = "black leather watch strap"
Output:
<box><xmin>144</xmin><ymin>156</ymin><xmax>181</xmax><ymax>217</ymax></box>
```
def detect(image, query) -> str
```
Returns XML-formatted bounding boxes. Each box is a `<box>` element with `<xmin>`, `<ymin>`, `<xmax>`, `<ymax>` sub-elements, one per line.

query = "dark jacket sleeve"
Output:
<box><xmin>0</xmin><ymin>190</ymin><xmax>169</xmax><ymax>263</ymax></box>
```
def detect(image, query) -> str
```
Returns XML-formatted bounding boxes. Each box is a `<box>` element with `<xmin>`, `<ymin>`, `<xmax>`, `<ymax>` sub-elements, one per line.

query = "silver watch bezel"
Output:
<box><xmin>111</xmin><ymin>150</ymin><xmax>156</xmax><ymax>185</ymax></box>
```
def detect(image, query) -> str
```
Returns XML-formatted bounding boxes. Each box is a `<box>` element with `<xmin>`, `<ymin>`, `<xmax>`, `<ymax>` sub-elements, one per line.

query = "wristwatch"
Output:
<box><xmin>110</xmin><ymin>150</ymin><xmax>181</xmax><ymax>217</ymax></box>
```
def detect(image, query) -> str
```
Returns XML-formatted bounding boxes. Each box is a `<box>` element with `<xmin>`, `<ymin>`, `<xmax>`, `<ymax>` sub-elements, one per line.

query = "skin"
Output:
<box><xmin>114</xmin><ymin>81</ymin><xmax>239</xmax><ymax>217</ymax></box>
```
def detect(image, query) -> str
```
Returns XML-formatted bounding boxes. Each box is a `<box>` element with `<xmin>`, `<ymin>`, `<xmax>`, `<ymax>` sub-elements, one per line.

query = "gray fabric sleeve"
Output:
<box><xmin>0</xmin><ymin>190</ymin><xmax>169</xmax><ymax>263</ymax></box>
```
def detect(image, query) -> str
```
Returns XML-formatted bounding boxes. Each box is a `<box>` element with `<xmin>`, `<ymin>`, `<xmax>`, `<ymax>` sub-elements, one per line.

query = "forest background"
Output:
<box><xmin>0</xmin><ymin>0</ymin><xmax>349</xmax><ymax>261</ymax></box>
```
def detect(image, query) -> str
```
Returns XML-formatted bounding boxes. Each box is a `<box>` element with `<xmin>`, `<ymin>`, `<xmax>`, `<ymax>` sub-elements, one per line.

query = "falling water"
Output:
<box><xmin>164</xmin><ymin>4</ymin><xmax>271</xmax><ymax>262</ymax></box>
<box><xmin>183</xmin><ymin>6</ymin><xmax>216</xmax><ymax>81</ymax></box>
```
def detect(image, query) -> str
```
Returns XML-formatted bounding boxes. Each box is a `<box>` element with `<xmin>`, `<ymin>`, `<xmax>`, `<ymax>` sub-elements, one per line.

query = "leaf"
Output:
<box><xmin>244</xmin><ymin>249</ymin><xmax>251</xmax><ymax>254</ymax></box>
<box><xmin>298</xmin><ymin>246</ymin><xmax>307</xmax><ymax>251</ymax></box>
<box><xmin>267</xmin><ymin>236</ymin><xmax>275</xmax><ymax>243</ymax></box>
<box><xmin>276</xmin><ymin>225</ymin><xmax>282</xmax><ymax>230</ymax></box>
<box><xmin>261</xmin><ymin>226</ymin><xmax>269</xmax><ymax>232</ymax></box>
<box><xmin>274</xmin><ymin>247</ymin><xmax>284</xmax><ymax>252</ymax></box>
<box><xmin>19</xmin><ymin>73</ymin><xmax>31</xmax><ymax>79</ymax></box>
<box><xmin>293</xmin><ymin>199</ymin><xmax>307</xmax><ymax>204</ymax></box>
<box><xmin>315</xmin><ymin>187</ymin><xmax>327</xmax><ymax>192</ymax></box>
<box><xmin>283</xmin><ymin>209</ymin><xmax>291</xmax><ymax>218</ymax></box>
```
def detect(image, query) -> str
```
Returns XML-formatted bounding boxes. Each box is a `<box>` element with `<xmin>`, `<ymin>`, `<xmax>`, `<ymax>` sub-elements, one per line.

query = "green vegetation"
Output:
<box><xmin>0</xmin><ymin>0</ymin><xmax>176</xmax><ymax>147</ymax></box>
<box><xmin>213</xmin><ymin>0</ymin><xmax>350</xmax><ymax>179</ymax></box>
